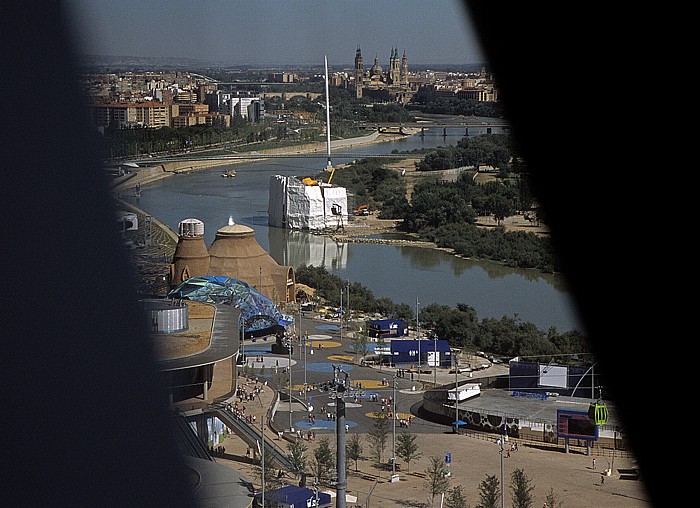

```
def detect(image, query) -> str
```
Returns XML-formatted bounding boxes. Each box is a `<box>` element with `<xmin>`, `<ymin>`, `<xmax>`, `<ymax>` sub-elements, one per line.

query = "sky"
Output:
<box><xmin>64</xmin><ymin>0</ymin><xmax>486</xmax><ymax>67</ymax></box>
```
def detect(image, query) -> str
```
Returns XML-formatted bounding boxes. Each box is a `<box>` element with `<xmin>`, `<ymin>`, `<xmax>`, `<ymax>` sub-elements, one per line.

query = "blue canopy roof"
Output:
<box><xmin>167</xmin><ymin>276</ymin><xmax>291</xmax><ymax>334</ymax></box>
<box><xmin>256</xmin><ymin>485</ymin><xmax>331</xmax><ymax>507</ymax></box>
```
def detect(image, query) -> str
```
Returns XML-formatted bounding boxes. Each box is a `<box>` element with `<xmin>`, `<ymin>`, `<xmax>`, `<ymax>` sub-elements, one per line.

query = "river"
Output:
<box><xmin>122</xmin><ymin>124</ymin><xmax>582</xmax><ymax>332</ymax></box>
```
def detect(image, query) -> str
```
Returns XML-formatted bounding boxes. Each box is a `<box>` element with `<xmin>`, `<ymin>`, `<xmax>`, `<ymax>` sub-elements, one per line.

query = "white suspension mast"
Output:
<box><xmin>324</xmin><ymin>55</ymin><xmax>332</xmax><ymax>170</ymax></box>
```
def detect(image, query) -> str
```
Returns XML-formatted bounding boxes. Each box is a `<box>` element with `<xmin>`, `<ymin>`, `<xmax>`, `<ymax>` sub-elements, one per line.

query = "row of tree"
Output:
<box><xmin>279</xmin><ymin>422</ymin><xmax>558</xmax><ymax>508</ymax></box>
<box><xmin>99</xmin><ymin>117</ymin><xmax>269</xmax><ymax>159</ymax></box>
<box><xmin>411</xmin><ymin>88</ymin><xmax>505</xmax><ymax>119</ymax></box>
<box><xmin>295</xmin><ymin>265</ymin><xmax>588</xmax><ymax>357</ymax></box>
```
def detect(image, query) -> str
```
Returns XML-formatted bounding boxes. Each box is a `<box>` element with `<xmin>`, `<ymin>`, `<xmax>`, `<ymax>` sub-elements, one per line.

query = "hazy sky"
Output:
<box><xmin>64</xmin><ymin>0</ymin><xmax>485</xmax><ymax>67</ymax></box>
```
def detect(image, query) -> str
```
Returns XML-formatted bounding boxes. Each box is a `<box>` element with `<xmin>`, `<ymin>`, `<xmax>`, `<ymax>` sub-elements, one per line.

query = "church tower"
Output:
<box><xmin>388</xmin><ymin>47</ymin><xmax>401</xmax><ymax>85</ymax></box>
<box><xmin>354</xmin><ymin>46</ymin><xmax>363</xmax><ymax>99</ymax></box>
<box><xmin>401</xmin><ymin>49</ymin><xmax>409</xmax><ymax>87</ymax></box>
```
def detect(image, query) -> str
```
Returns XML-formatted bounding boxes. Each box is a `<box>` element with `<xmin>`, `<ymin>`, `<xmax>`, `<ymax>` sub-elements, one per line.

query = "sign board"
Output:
<box><xmin>556</xmin><ymin>409</ymin><xmax>598</xmax><ymax>441</ymax></box>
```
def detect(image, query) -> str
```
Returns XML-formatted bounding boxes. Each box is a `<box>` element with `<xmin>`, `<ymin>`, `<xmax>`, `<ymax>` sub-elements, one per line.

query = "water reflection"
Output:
<box><xmin>123</xmin><ymin>126</ymin><xmax>580</xmax><ymax>331</ymax></box>
<box><xmin>268</xmin><ymin>227</ymin><xmax>348</xmax><ymax>270</ymax></box>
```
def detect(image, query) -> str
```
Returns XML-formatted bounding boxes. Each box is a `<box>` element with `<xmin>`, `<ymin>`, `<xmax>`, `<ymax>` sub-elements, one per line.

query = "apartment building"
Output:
<box><xmin>91</xmin><ymin>101</ymin><xmax>170</xmax><ymax>129</ymax></box>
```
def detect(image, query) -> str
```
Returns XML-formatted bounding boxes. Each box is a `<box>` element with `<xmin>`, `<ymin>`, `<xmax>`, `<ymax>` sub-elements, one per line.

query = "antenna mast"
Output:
<box><xmin>324</xmin><ymin>55</ymin><xmax>334</xmax><ymax>176</ymax></box>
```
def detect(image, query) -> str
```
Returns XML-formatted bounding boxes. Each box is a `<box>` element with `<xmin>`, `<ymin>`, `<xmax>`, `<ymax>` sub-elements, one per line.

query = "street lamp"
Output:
<box><xmin>495</xmin><ymin>435</ymin><xmax>505</xmax><ymax>508</ymax></box>
<box><xmin>415</xmin><ymin>297</ymin><xmax>420</xmax><ymax>381</ymax></box>
<box><xmin>392</xmin><ymin>374</ymin><xmax>397</xmax><ymax>479</ymax></box>
<box><xmin>289</xmin><ymin>328</ymin><xmax>293</xmax><ymax>430</ymax></box>
<box><xmin>304</xmin><ymin>331</ymin><xmax>308</xmax><ymax>406</ymax></box>
<box><xmin>433</xmin><ymin>333</ymin><xmax>437</xmax><ymax>385</ymax></box>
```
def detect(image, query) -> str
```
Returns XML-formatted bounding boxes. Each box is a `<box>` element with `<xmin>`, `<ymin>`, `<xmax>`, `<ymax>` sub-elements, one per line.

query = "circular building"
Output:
<box><xmin>207</xmin><ymin>220</ymin><xmax>295</xmax><ymax>305</ymax></box>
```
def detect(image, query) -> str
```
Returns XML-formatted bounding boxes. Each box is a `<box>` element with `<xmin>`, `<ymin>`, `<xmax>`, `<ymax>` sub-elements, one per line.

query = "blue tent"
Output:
<box><xmin>368</xmin><ymin>319</ymin><xmax>408</xmax><ymax>338</ymax></box>
<box><xmin>256</xmin><ymin>485</ymin><xmax>331</xmax><ymax>508</ymax></box>
<box><xmin>168</xmin><ymin>276</ymin><xmax>291</xmax><ymax>336</ymax></box>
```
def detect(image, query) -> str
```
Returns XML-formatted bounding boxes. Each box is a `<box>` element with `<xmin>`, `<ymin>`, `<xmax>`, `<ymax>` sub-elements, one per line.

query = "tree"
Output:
<box><xmin>544</xmin><ymin>487</ymin><xmax>563</xmax><ymax>508</ymax></box>
<box><xmin>367</xmin><ymin>413</ymin><xmax>389</xmax><ymax>464</ymax></box>
<box><xmin>286</xmin><ymin>439</ymin><xmax>308</xmax><ymax>479</ymax></box>
<box><xmin>352</xmin><ymin>328</ymin><xmax>369</xmax><ymax>363</ymax></box>
<box><xmin>444</xmin><ymin>485</ymin><xmax>469</xmax><ymax>508</ymax></box>
<box><xmin>346</xmin><ymin>433</ymin><xmax>363</xmax><ymax>472</ymax></box>
<box><xmin>311</xmin><ymin>437</ymin><xmax>335</xmax><ymax>485</ymax></box>
<box><xmin>510</xmin><ymin>468</ymin><xmax>535</xmax><ymax>508</ymax></box>
<box><xmin>395</xmin><ymin>431</ymin><xmax>421</xmax><ymax>472</ymax></box>
<box><xmin>253</xmin><ymin>446</ymin><xmax>276</xmax><ymax>492</ymax></box>
<box><xmin>476</xmin><ymin>474</ymin><xmax>500</xmax><ymax>508</ymax></box>
<box><xmin>424</xmin><ymin>455</ymin><xmax>451</xmax><ymax>508</ymax></box>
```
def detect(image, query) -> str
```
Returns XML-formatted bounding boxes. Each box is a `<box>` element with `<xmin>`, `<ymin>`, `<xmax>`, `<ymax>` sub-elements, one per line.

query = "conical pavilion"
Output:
<box><xmin>170</xmin><ymin>217</ymin><xmax>295</xmax><ymax>306</ymax></box>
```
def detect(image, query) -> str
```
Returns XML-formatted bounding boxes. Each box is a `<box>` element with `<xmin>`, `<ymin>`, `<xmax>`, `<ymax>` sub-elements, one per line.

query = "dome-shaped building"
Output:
<box><xmin>169</xmin><ymin>217</ymin><xmax>295</xmax><ymax>306</ymax></box>
<box><xmin>169</xmin><ymin>219</ymin><xmax>210</xmax><ymax>286</ymax></box>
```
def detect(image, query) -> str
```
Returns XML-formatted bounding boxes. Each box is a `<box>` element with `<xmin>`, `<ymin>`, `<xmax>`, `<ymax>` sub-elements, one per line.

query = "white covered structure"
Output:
<box><xmin>448</xmin><ymin>383</ymin><xmax>481</xmax><ymax>402</ymax></box>
<box><xmin>268</xmin><ymin>175</ymin><xmax>348</xmax><ymax>231</ymax></box>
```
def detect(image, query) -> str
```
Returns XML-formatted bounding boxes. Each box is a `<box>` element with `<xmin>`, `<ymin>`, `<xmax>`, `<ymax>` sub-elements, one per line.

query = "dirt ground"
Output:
<box><xmin>151</xmin><ymin>301</ymin><xmax>214</xmax><ymax>359</ymax></box>
<box><xmin>212</xmin><ymin>381</ymin><xmax>650</xmax><ymax>508</ymax></box>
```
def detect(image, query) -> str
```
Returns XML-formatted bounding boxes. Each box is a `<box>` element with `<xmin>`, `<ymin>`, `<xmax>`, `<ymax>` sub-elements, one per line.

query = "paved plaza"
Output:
<box><xmin>180</xmin><ymin>315</ymin><xmax>651</xmax><ymax>507</ymax></box>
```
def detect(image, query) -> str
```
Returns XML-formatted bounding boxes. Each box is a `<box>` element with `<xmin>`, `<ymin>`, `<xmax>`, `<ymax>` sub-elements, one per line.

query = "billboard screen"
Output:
<box><xmin>556</xmin><ymin>409</ymin><xmax>598</xmax><ymax>440</ymax></box>
<box><xmin>539</xmin><ymin>364</ymin><xmax>568</xmax><ymax>388</ymax></box>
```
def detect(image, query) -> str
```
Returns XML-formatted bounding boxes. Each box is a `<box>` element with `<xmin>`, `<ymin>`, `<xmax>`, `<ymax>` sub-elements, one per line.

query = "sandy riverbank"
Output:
<box><xmin>110</xmin><ymin>132</ymin><xmax>406</xmax><ymax>194</ymax></box>
<box><xmin>111</xmin><ymin>131</ymin><xmax>548</xmax><ymax>248</ymax></box>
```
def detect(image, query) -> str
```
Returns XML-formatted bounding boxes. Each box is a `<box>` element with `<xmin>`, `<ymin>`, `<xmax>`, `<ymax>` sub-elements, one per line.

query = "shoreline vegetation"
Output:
<box><xmin>112</xmin><ymin>129</ymin><xmax>552</xmax><ymax>266</ymax></box>
<box><xmin>114</xmin><ymin>131</ymin><xmax>584</xmax><ymax>344</ymax></box>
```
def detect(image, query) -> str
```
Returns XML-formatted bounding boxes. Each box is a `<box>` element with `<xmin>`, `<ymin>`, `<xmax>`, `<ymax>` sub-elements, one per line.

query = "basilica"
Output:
<box><xmin>353</xmin><ymin>46</ymin><xmax>415</xmax><ymax>104</ymax></box>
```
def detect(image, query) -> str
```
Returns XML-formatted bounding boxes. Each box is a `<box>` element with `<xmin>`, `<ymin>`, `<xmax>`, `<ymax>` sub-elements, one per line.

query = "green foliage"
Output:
<box><xmin>352</xmin><ymin>329</ymin><xmax>369</xmax><ymax>361</ymax></box>
<box><xmin>424</xmin><ymin>455</ymin><xmax>451</xmax><ymax>507</ymax></box>
<box><xmin>544</xmin><ymin>487</ymin><xmax>563</xmax><ymax>508</ymax></box>
<box><xmin>295</xmin><ymin>264</ymin><xmax>590</xmax><ymax>359</ymax></box>
<box><xmin>367</xmin><ymin>413</ymin><xmax>389</xmax><ymax>464</ymax></box>
<box><xmin>510</xmin><ymin>468</ymin><xmax>535</xmax><ymax>508</ymax></box>
<box><xmin>102</xmin><ymin>121</ymin><xmax>269</xmax><ymax>159</ymax></box>
<box><xmin>316</xmin><ymin>158</ymin><xmax>407</xmax><ymax>219</ymax></box>
<box><xmin>476</xmin><ymin>474</ymin><xmax>500</xmax><ymax>508</ymax></box>
<box><xmin>412</xmin><ymin>89</ymin><xmax>504</xmax><ymax>118</ymax></box>
<box><xmin>416</xmin><ymin>134</ymin><xmax>513</xmax><ymax>172</ymax></box>
<box><xmin>346</xmin><ymin>433</ymin><xmax>363</xmax><ymax>472</ymax></box>
<box><xmin>311</xmin><ymin>437</ymin><xmax>335</xmax><ymax>485</ymax></box>
<box><xmin>286</xmin><ymin>439</ymin><xmax>308</xmax><ymax>479</ymax></box>
<box><xmin>294</xmin><ymin>265</ymin><xmax>412</xmax><ymax>320</ymax></box>
<box><xmin>445</xmin><ymin>485</ymin><xmax>470</xmax><ymax>508</ymax></box>
<box><xmin>402</xmin><ymin>133</ymin><xmax>561</xmax><ymax>271</ymax></box>
<box><xmin>395</xmin><ymin>431</ymin><xmax>422</xmax><ymax>472</ymax></box>
<box><xmin>253</xmin><ymin>447</ymin><xmax>276</xmax><ymax>491</ymax></box>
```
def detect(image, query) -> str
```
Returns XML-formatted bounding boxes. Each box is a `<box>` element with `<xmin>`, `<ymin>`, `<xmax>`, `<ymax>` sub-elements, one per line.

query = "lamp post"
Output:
<box><xmin>240</xmin><ymin>315</ymin><xmax>245</xmax><ymax>378</ymax></box>
<box><xmin>289</xmin><ymin>327</ymin><xmax>293</xmax><ymax>430</ymax></box>
<box><xmin>496</xmin><ymin>435</ymin><xmax>504</xmax><ymax>508</ymax></box>
<box><xmin>415</xmin><ymin>297</ymin><xmax>420</xmax><ymax>381</ymax></box>
<box><xmin>333</xmin><ymin>365</ymin><xmax>348</xmax><ymax>508</ymax></box>
<box><xmin>261</xmin><ymin>417</ymin><xmax>266</xmax><ymax>508</ymax></box>
<box><xmin>454</xmin><ymin>353</ymin><xmax>459</xmax><ymax>431</ymax></box>
<box><xmin>392</xmin><ymin>374</ymin><xmax>397</xmax><ymax>479</ymax></box>
<box><xmin>304</xmin><ymin>331</ymin><xmax>308</xmax><ymax>406</ymax></box>
<box><xmin>433</xmin><ymin>334</ymin><xmax>437</xmax><ymax>385</ymax></box>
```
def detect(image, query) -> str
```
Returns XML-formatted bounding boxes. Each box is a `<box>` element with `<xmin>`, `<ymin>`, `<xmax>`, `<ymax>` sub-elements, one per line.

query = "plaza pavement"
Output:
<box><xmin>179</xmin><ymin>316</ymin><xmax>651</xmax><ymax>507</ymax></box>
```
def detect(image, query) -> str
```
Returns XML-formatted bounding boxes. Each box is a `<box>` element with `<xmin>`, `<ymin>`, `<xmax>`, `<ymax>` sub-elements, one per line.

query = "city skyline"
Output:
<box><xmin>65</xmin><ymin>0</ymin><xmax>486</xmax><ymax>67</ymax></box>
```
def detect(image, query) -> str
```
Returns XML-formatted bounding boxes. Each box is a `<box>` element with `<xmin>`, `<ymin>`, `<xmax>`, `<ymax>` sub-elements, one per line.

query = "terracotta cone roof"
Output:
<box><xmin>170</xmin><ymin>235</ymin><xmax>210</xmax><ymax>287</ymax></box>
<box><xmin>206</xmin><ymin>223</ymin><xmax>294</xmax><ymax>305</ymax></box>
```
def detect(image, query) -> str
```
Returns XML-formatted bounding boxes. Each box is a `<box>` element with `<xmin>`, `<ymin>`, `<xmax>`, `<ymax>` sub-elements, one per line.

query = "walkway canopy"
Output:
<box><xmin>168</xmin><ymin>276</ymin><xmax>291</xmax><ymax>336</ymax></box>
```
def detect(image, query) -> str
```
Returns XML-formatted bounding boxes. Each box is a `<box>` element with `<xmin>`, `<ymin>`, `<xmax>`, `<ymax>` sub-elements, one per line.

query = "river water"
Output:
<box><xmin>122</xmin><ymin>124</ymin><xmax>582</xmax><ymax>332</ymax></box>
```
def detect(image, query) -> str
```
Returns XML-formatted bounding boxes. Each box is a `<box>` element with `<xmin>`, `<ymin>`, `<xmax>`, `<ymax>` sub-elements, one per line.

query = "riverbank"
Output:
<box><xmin>110</xmin><ymin>131</ymin><xmax>405</xmax><ymax>194</ymax></box>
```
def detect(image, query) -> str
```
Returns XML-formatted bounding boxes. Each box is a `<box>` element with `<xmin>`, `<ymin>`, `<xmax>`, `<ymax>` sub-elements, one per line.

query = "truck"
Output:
<box><xmin>354</xmin><ymin>204</ymin><xmax>370</xmax><ymax>216</ymax></box>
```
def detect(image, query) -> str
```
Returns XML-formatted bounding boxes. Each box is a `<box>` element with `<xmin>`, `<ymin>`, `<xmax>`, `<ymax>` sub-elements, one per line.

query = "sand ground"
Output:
<box><xmin>204</xmin><ymin>375</ymin><xmax>649</xmax><ymax>508</ymax></box>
